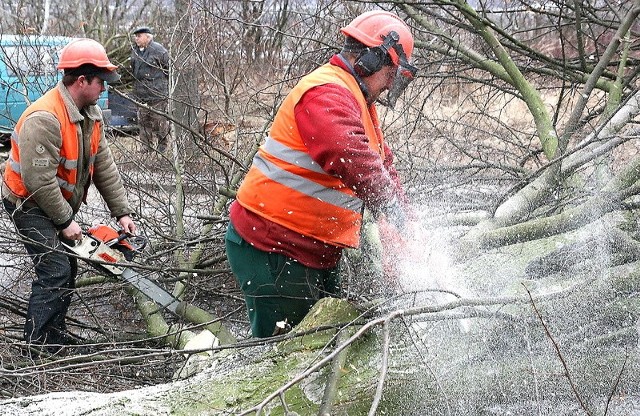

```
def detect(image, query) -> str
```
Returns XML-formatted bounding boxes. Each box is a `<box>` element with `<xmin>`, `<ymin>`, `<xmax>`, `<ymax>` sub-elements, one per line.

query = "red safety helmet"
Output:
<box><xmin>57</xmin><ymin>38</ymin><xmax>117</xmax><ymax>71</ymax></box>
<box><xmin>340</xmin><ymin>10</ymin><xmax>414</xmax><ymax>66</ymax></box>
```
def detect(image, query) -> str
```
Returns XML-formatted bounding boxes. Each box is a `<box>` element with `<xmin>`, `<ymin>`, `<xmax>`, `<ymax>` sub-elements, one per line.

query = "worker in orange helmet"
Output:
<box><xmin>2</xmin><ymin>38</ymin><xmax>136</xmax><ymax>355</ymax></box>
<box><xmin>225</xmin><ymin>10</ymin><xmax>418</xmax><ymax>338</ymax></box>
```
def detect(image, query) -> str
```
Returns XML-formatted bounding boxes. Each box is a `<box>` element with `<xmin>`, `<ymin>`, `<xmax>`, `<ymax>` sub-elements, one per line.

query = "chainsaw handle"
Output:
<box><xmin>127</xmin><ymin>235</ymin><xmax>148</xmax><ymax>250</ymax></box>
<box><xmin>114</xmin><ymin>231</ymin><xmax>148</xmax><ymax>251</ymax></box>
<box><xmin>105</xmin><ymin>232</ymin><xmax>130</xmax><ymax>247</ymax></box>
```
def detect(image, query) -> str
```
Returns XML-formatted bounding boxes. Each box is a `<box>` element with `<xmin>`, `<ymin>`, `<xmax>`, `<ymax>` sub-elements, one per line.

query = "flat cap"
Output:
<box><xmin>133</xmin><ymin>26</ymin><xmax>153</xmax><ymax>35</ymax></box>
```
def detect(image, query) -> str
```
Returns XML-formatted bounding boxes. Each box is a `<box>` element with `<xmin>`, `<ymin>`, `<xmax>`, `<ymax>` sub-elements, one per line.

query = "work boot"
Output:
<box><xmin>21</xmin><ymin>341</ymin><xmax>67</xmax><ymax>359</ymax></box>
<box><xmin>22</xmin><ymin>338</ymin><xmax>91</xmax><ymax>359</ymax></box>
<box><xmin>23</xmin><ymin>326</ymin><xmax>86</xmax><ymax>358</ymax></box>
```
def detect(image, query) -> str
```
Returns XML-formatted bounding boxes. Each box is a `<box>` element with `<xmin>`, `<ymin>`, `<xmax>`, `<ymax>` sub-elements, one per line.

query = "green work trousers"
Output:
<box><xmin>225</xmin><ymin>222</ymin><xmax>341</xmax><ymax>338</ymax></box>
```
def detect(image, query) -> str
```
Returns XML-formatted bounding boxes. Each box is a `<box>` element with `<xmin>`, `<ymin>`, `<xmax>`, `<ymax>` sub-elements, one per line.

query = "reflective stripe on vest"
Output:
<box><xmin>253</xmin><ymin>140</ymin><xmax>363</xmax><ymax>213</ymax></box>
<box><xmin>3</xmin><ymin>87</ymin><xmax>101</xmax><ymax>200</ymax></box>
<box><xmin>236</xmin><ymin>63</ymin><xmax>384</xmax><ymax>248</ymax></box>
<box><xmin>263</xmin><ymin>137</ymin><xmax>325</xmax><ymax>174</ymax></box>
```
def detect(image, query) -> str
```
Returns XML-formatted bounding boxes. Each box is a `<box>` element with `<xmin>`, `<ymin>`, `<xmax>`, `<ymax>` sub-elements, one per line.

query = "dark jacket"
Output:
<box><xmin>131</xmin><ymin>40</ymin><xmax>169</xmax><ymax>103</ymax></box>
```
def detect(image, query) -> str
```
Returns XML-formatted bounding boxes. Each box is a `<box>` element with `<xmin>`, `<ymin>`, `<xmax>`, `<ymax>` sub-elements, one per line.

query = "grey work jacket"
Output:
<box><xmin>131</xmin><ymin>41</ymin><xmax>169</xmax><ymax>103</ymax></box>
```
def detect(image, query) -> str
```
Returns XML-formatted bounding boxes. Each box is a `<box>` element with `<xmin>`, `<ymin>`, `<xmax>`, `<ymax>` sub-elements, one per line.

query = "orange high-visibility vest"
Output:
<box><xmin>236</xmin><ymin>63</ymin><xmax>385</xmax><ymax>248</ymax></box>
<box><xmin>4</xmin><ymin>87</ymin><xmax>101</xmax><ymax>200</ymax></box>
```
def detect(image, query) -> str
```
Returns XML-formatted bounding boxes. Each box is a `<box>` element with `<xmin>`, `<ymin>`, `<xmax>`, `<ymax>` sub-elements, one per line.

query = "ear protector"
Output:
<box><xmin>353</xmin><ymin>31</ymin><xmax>400</xmax><ymax>78</ymax></box>
<box><xmin>336</xmin><ymin>53</ymin><xmax>370</xmax><ymax>100</ymax></box>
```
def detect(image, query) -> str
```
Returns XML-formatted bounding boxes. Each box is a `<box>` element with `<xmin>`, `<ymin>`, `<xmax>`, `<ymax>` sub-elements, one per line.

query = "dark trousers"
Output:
<box><xmin>138</xmin><ymin>100</ymin><xmax>170</xmax><ymax>152</ymax></box>
<box><xmin>3</xmin><ymin>199</ymin><xmax>77</xmax><ymax>345</ymax></box>
<box><xmin>225</xmin><ymin>221</ymin><xmax>341</xmax><ymax>338</ymax></box>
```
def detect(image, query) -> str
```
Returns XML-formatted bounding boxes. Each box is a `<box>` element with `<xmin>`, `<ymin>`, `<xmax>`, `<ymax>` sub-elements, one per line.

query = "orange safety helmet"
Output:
<box><xmin>340</xmin><ymin>10</ymin><xmax>414</xmax><ymax>66</ymax></box>
<box><xmin>57</xmin><ymin>38</ymin><xmax>118</xmax><ymax>71</ymax></box>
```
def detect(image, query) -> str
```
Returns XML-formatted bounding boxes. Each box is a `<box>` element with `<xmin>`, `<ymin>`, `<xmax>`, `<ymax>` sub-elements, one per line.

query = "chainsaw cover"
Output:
<box><xmin>88</xmin><ymin>224</ymin><xmax>146</xmax><ymax>260</ymax></box>
<box><xmin>64</xmin><ymin>233</ymin><xmax>127</xmax><ymax>275</ymax></box>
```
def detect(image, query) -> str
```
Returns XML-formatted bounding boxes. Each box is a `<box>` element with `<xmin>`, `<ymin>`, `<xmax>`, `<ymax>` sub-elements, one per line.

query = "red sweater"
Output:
<box><xmin>230</xmin><ymin>55</ymin><xmax>405</xmax><ymax>269</ymax></box>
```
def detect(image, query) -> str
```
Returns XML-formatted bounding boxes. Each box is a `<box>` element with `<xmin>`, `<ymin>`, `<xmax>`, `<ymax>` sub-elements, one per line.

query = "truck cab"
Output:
<box><xmin>0</xmin><ymin>35</ymin><xmax>110</xmax><ymax>149</ymax></box>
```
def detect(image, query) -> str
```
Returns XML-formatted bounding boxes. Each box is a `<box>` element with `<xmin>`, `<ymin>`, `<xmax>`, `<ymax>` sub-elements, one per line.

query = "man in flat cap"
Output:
<box><xmin>131</xmin><ymin>26</ymin><xmax>170</xmax><ymax>153</ymax></box>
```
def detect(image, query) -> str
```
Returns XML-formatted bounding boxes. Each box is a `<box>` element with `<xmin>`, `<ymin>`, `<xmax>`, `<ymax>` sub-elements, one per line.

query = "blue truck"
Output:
<box><xmin>0</xmin><ymin>35</ymin><xmax>111</xmax><ymax>148</ymax></box>
<box><xmin>107</xmin><ymin>90</ymin><xmax>138</xmax><ymax>134</ymax></box>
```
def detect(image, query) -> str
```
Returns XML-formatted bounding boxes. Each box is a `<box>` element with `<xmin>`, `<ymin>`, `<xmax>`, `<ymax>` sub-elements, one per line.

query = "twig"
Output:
<box><xmin>368</xmin><ymin>320</ymin><xmax>391</xmax><ymax>416</ymax></box>
<box><xmin>319</xmin><ymin>330</ymin><xmax>352</xmax><ymax>416</ymax></box>
<box><xmin>522</xmin><ymin>283</ymin><xmax>592</xmax><ymax>416</ymax></box>
<box><xmin>604</xmin><ymin>354</ymin><xmax>628</xmax><ymax>415</ymax></box>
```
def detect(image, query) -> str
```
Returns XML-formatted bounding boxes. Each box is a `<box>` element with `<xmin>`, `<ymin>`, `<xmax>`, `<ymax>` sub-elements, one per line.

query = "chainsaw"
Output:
<box><xmin>63</xmin><ymin>224</ymin><xmax>182</xmax><ymax>314</ymax></box>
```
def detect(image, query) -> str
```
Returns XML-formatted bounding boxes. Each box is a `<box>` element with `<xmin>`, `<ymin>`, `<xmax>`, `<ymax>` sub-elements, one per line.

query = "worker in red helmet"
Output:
<box><xmin>225</xmin><ymin>10</ymin><xmax>418</xmax><ymax>338</ymax></box>
<box><xmin>2</xmin><ymin>38</ymin><xmax>137</xmax><ymax>355</ymax></box>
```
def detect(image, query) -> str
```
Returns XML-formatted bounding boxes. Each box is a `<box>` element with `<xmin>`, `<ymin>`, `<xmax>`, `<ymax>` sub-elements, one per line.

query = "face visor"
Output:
<box><xmin>382</xmin><ymin>44</ymin><xmax>418</xmax><ymax>109</ymax></box>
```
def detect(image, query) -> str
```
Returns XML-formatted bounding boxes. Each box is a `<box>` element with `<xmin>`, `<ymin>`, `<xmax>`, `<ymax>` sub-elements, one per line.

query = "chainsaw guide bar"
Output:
<box><xmin>63</xmin><ymin>233</ymin><xmax>182</xmax><ymax>314</ymax></box>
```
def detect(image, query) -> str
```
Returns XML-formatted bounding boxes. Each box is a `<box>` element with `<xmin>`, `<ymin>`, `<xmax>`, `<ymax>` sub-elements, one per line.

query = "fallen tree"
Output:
<box><xmin>3</xmin><ymin>233</ymin><xmax>640</xmax><ymax>415</ymax></box>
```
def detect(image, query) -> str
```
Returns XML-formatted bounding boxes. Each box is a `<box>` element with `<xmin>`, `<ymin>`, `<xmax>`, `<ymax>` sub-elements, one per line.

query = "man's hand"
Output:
<box><xmin>61</xmin><ymin>220</ymin><xmax>82</xmax><ymax>240</ymax></box>
<box><xmin>117</xmin><ymin>215</ymin><xmax>136</xmax><ymax>235</ymax></box>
